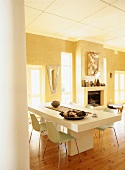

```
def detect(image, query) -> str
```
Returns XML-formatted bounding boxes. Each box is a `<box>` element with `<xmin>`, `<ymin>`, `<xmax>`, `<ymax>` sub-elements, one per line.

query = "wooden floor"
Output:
<box><xmin>29</xmin><ymin>111</ymin><xmax>125</xmax><ymax>170</ymax></box>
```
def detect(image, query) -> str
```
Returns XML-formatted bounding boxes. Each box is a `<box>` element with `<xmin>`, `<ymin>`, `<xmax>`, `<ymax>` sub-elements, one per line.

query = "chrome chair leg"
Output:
<box><xmin>74</xmin><ymin>139</ymin><xmax>81</xmax><ymax>162</ymax></box>
<box><xmin>112</xmin><ymin>127</ymin><xmax>119</xmax><ymax>146</ymax></box>
<box><xmin>29</xmin><ymin>128</ymin><xmax>33</xmax><ymax>143</ymax></box>
<box><xmin>38</xmin><ymin>132</ymin><xmax>41</xmax><ymax>156</ymax></box>
<box><xmin>42</xmin><ymin>138</ymin><xmax>49</xmax><ymax>159</ymax></box>
<box><xmin>64</xmin><ymin>142</ymin><xmax>68</xmax><ymax>157</ymax></box>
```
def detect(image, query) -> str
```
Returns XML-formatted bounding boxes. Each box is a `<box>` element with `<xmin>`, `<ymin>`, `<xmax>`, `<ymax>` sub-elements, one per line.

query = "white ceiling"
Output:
<box><xmin>24</xmin><ymin>0</ymin><xmax>125</xmax><ymax>52</ymax></box>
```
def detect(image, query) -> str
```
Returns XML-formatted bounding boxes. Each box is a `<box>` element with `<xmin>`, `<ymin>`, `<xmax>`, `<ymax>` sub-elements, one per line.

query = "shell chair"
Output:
<box><xmin>43</xmin><ymin>121</ymin><xmax>81</xmax><ymax>170</ymax></box>
<box><xmin>29</xmin><ymin>113</ymin><xmax>46</xmax><ymax>156</ymax></box>
<box><xmin>96</xmin><ymin>108</ymin><xmax>119</xmax><ymax>150</ymax></box>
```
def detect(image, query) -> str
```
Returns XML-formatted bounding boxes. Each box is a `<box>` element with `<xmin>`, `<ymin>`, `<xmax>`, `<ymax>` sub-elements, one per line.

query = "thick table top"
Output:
<box><xmin>28</xmin><ymin>103</ymin><xmax>121</xmax><ymax>133</ymax></box>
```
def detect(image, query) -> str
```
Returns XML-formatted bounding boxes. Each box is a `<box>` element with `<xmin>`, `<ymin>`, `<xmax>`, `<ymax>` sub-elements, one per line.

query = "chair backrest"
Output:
<box><xmin>103</xmin><ymin>107</ymin><xmax>117</xmax><ymax>114</ymax></box>
<box><xmin>46</xmin><ymin>121</ymin><xmax>60</xmax><ymax>143</ymax></box>
<box><xmin>30</xmin><ymin>114</ymin><xmax>40</xmax><ymax>131</ymax></box>
<box><xmin>103</xmin><ymin>108</ymin><xmax>117</xmax><ymax>126</ymax></box>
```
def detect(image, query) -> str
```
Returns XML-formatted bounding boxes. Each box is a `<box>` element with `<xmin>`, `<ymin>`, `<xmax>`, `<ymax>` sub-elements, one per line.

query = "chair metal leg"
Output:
<box><xmin>42</xmin><ymin>138</ymin><xmax>49</xmax><ymax>159</ymax></box>
<box><xmin>64</xmin><ymin>142</ymin><xmax>68</xmax><ymax>157</ymax></box>
<box><xmin>74</xmin><ymin>139</ymin><xmax>81</xmax><ymax>162</ymax></box>
<box><xmin>58</xmin><ymin>144</ymin><xmax>61</xmax><ymax>170</ymax></box>
<box><xmin>38</xmin><ymin>132</ymin><xmax>41</xmax><ymax>156</ymax></box>
<box><xmin>29</xmin><ymin>128</ymin><xmax>33</xmax><ymax>143</ymax></box>
<box><xmin>112</xmin><ymin>127</ymin><xmax>119</xmax><ymax>146</ymax></box>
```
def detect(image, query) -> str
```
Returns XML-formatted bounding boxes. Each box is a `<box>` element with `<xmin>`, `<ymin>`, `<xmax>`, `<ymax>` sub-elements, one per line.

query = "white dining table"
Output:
<box><xmin>28</xmin><ymin>103</ymin><xmax>121</xmax><ymax>156</ymax></box>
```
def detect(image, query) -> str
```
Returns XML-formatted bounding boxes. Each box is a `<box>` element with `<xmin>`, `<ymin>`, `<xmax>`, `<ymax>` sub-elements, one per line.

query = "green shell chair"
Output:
<box><xmin>96</xmin><ymin>108</ymin><xmax>119</xmax><ymax>150</ymax></box>
<box><xmin>43</xmin><ymin>121</ymin><xmax>81</xmax><ymax>170</ymax></box>
<box><xmin>29</xmin><ymin>113</ymin><xmax>46</xmax><ymax>156</ymax></box>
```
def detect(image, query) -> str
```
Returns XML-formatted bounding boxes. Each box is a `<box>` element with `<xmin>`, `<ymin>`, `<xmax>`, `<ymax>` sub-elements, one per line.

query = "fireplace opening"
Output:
<box><xmin>88</xmin><ymin>91</ymin><xmax>100</xmax><ymax>107</ymax></box>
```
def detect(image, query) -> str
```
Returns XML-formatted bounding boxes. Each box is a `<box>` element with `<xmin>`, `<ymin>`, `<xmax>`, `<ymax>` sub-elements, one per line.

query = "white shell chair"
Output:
<box><xmin>29</xmin><ymin>113</ymin><xmax>46</xmax><ymax>156</ymax></box>
<box><xmin>43</xmin><ymin>121</ymin><xmax>81</xmax><ymax>170</ymax></box>
<box><xmin>95</xmin><ymin>108</ymin><xmax>119</xmax><ymax>150</ymax></box>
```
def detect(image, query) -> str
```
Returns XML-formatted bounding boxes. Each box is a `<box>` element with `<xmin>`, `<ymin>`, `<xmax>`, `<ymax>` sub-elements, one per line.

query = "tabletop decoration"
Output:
<box><xmin>60</xmin><ymin>109</ymin><xmax>88</xmax><ymax>120</ymax></box>
<box><xmin>92</xmin><ymin>113</ymin><xmax>98</xmax><ymax>118</ymax></box>
<box><xmin>51</xmin><ymin>100</ymin><xmax>60</xmax><ymax>108</ymax></box>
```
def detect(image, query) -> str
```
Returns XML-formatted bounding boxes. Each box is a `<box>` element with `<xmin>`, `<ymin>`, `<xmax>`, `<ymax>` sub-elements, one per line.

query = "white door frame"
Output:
<box><xmin>27</xmin><ymin>65</ymin><xmax>45</xmax><ymax>104</ymax></box>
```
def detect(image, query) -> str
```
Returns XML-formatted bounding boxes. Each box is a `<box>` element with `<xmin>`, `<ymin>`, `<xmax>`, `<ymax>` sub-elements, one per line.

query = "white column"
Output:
<box><xmin>0</xmin><ymin>1</ymin><xmax>29</xmax><ymax>170</ymax></box>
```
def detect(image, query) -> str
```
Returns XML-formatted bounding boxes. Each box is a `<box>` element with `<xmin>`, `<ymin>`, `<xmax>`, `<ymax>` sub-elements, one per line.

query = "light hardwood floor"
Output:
<box><xmin>29</xmin><ymin>111</ymin><xmax>125</xmax><ymax>170</ymax></box>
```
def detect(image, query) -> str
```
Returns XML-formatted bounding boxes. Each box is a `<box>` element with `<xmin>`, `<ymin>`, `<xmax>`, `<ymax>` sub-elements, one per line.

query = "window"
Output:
<box><xmin>114</xmin><ymin>71</ymin><xmax>125</xmax><ymax>103</ymax></box>
<box><xmin>27</xmin><ymin>65</ymin><xmax>45</xmax><ymax>105</ymax></box>
<box><xmin>61</xmin><ymin>52</ymin><xmax>72</xmax><ymax>103</ymax></box>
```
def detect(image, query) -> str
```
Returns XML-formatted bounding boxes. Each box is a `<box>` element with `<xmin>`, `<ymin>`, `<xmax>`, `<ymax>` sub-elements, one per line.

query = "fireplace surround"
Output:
<box><xmin>80</xmin><ymin>86</ymin><xmax>107</xmax><ymax>108</ymax></box>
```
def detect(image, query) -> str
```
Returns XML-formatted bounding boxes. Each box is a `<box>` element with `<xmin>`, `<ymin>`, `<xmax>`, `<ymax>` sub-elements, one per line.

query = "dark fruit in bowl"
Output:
<box><xmin>60</xmin><ymin>112</ymin><xmax>64</xmax><ymax>117</ymax></box>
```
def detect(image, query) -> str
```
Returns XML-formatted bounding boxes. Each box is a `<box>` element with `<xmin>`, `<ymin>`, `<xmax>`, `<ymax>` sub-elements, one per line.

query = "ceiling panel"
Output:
<box><xmin>104</xmin><ymin>35</ymin><xmax>125</xmax><ymax>50</ymax></box>
<box><xmin>25</xmin><ymin>6</ymin><xmax>42</xmax><ymax>27</ymax></box>
<box><xmin>24</xmin><ymin>0</ymin><xmax>125</xmax><ymax>51</ymax></box>
<box><xmin>82</xmin><ymin>6</ymin><xmax>125</xmax><ymax>29</ymax></box>
<box><xmin>24</xmin><ymin>0</ymin><xmax>55</xmax><ymax>11</ymax></box>
<box><xmin>101</xmin><ymin>0</ymin><xmax>119</xmax><ymax>4</ymax></box>
<box><xmin>46</xmin><ymin>0</ymin><xmax>107</xmax><ymax>21</ymax></box>
<box><xmin>113</xmin><ymin>0</ymin><xmax>125</xmax><ymax>11</ymax></box>
<box><xmin>26</xmin><ymin>13</ymin><xmax>75</xmax><ymax>34</ymax></box>
<box><xmin>60</xmin><ymin>23</ymin><xmax>104</xmax><ymax>40</ymax></box>
<box><xmin>109</xmin><ymin>21</ymin><xmax>125</xmax><ymax>31</ymax></box>
<box><xmin>105</xmin><ymin>27</ymin><xmax>125</xmax><ymax>41</ymax></box>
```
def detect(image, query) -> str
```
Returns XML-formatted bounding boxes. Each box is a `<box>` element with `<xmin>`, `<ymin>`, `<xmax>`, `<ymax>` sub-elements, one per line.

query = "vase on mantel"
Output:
<box><xmin>94</xmin><ymin>79</ymin><xmax>97</xmax><ymax>86</ymax></box>
<box><xmin>96</xmin><ymin>79</ymin><xmax>100</xmax><ymax>86</ymax></box>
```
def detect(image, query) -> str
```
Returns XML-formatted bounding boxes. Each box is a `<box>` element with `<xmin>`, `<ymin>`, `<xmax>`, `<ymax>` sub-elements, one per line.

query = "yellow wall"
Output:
<box><xmin>76</xmin><ymin>40</ymin><xmax>125</xmax><ymax>104</ymax></box>
<box><xmin>26</xmin><ymin>33</ymin><xmax>125</xmax><ymax>104</ymax></box>
<box><xmin>26</xmin><ymin>33</ymin><xmax>75</xmax><ymax>102</ymax></box>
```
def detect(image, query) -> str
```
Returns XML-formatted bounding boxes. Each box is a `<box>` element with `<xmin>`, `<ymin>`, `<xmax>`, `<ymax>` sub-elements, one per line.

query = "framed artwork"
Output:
<box><xmin>47</xmin><ymin>65</ymin><xmax>60</xmax><ymax>94</ymax></box>
<box><xmin>88</xmin><ymin>52</ymin><xmax>100</xmax><ymax>76</ymax></box>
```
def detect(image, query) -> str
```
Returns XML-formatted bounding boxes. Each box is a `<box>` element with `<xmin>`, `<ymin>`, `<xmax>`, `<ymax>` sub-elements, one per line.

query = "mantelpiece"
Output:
<box><xmin>79</xmin><ymin>86</ymin><xmax>107</xmax><ymax>108</ymax></box>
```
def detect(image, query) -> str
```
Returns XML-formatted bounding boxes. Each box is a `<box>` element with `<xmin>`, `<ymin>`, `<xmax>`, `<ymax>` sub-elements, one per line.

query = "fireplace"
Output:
<box><xmin>79</xmin><ymin>86</ymin><xmax>107</xmax><ymax>108</ymax></box>
<box><xmin>88</xmin><ymin>91</ymin><xmax>100</xmax><ymax>106</ymax></box>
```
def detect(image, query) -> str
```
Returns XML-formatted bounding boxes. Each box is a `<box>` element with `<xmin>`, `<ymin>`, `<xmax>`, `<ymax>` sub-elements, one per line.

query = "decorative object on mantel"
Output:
<box><xmin>101</xmin><ymin>83</ymin><xmax>105</xmax><ymax>86</ymax></box>
<box><xmin>82</xmin><ymin>80</ymin><xmax>86</xmax><ymax>87</ymax></box>
<box><xmin>88</xmin><ymin>52</ymin><xmax>100</xmax><ymax>76</ymax></box>
<box><xmin>51</xmin><ymin>100</ymin><xmax>60</xmax><ymax>108</ymax></box>
<box><xmin>94</xmin><ymin>79</ymin><xmax>97</xmax><ymax>86</ymax></box>
<box><xmin>47</xmin><ymin>65</ymin><xmax>60</xmax><ymax>94</ymax></box>
<box><xmin>85</xmin><ymin>81</ymin><xmax>89</xmax><ymax>87</ymax></box>
<box><xmin>96</xmin><ymin>79</ymin><xmax>100</xmax><ymax>86</ymax></box>
<box><xmin>82</xmin><ymin>79</ymin><xmax>105</xmax><ymax>87</ymax></box>
<box><xmin>90</xmin><ymin>81</ymin><xmax>94</xmax><ymax>87</ymax></box>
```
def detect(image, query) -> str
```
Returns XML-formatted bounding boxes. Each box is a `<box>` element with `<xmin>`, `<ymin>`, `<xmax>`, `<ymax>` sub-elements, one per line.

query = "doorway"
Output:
<box><xmin>27</xmin><ymin>65</ymin><xmax>45</xmax><ymax>105</ymax></box>
<box><xmin>114</xmin><ymin>71</ymin><xmax>125</xmax><ymax>104</ymax></box>
<box><xmin>61</xmin><ymin>52</ymin><xmax>72</xmax><ymax>103</ymax></box>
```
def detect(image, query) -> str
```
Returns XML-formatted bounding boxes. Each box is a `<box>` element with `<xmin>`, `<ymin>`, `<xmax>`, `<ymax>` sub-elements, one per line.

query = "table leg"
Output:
<box><xmin>68</xmin><ymin>129</ymin><xmax>93</xmax><ymax>156</ymax></box>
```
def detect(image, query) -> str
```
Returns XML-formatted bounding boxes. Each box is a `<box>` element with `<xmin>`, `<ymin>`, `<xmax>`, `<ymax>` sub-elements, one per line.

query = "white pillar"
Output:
<box><xmin>0</xmin><ymin>1</ymin><xmax>29</xmax><ymax>170</ymax></box>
